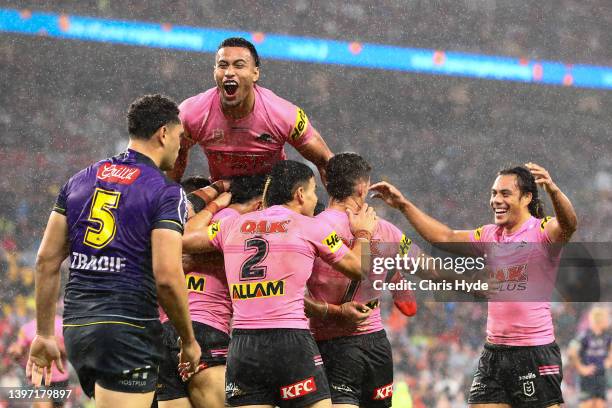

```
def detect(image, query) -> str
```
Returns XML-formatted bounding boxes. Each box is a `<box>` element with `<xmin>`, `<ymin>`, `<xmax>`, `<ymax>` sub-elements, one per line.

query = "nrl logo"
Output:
<box><xmin>522</xmin><ymin>381</ymin><xmax>535</xmax><ymax>397</ymax></box>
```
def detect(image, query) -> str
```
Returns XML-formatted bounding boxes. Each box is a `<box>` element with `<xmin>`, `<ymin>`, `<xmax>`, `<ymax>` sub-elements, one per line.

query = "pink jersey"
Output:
<box><xmin>180</xmin><ymin>85</ymin><xmax>314</xmax><ymax>181</ymax></box>
<box><xmin>209</xmin><ymin>205</ymin><xmax>349</xmax><ymax>330</ymax></box>
<box><xmin>19</xmin><ymin>316</ymin><xmax>69</xmax><ymax>382</ymax></box>
<box><xmin>471</xmin><ymin>216</ymin><xmax>560</xmax><ymax>346</ymax></box>
<box><xmin>308</xmin><ymin>209</ymin><xmax>421</xmax><ymax>341</ymax></box>
<box><xmin>160</xmin><ymin>208</ymin><xmax>236</xmax><ymax>334</ymax></box>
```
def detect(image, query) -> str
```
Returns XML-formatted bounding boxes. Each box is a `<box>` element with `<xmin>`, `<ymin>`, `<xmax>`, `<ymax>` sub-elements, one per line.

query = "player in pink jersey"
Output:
<box><xmin>370</xmin><ymin>163</ymin><xmax>577</xmax><ymax>408</ymax></box>
<box><xmin>168</xmin><ymin>37</ymin><xmax>333</xmax><ymax>183</ymax></box>
<box><xmin>8</xmin><ymin>310</ymin><xmax>70</xmax><ymax>408</ymax></box>
<box><xmin>306</xmin><ymin>153</ymin><xmax>421</xmax><ymax>408</ymax></box>
<box><xmin>158</xmin><ymin>175</ymin><xmax>265</xmax><ymax>408</ymax></box>
<box><xmin>182</xmin><ymin>160</ymin><xmax>378</xmax><ymax>408</ymax></box>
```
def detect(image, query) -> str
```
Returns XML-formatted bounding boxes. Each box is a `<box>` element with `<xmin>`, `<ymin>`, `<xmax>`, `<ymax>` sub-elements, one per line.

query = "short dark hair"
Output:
<box><xmin>218</xmin><ymin>37</ymin><xmax>260</xmax><ymax>67</ymax></box>
<box><xmin>264</xmin><ymin>161</ymin><xmax>314</xmax><ymax>207</ymax></box>
<box><xmin>498</xmin><ymin>166</ymin><xmax>545</xmax><ymax>218</ymax></box>
<box><xmin>230</xmin><ymin>174</ymin><xmax>267</xmax><ymax>204</ymax></box>
<box><xmin>326</xmin><ymin>153</ymin><xmax>372</xmax><ymax>200</ymax></box>
<box><xmin>181</xmin><ymin>176</ymin><xmax>211</xmax><ymax>194</ymax></box>
<box><xmin>127</xmin><ymin>94</ymin><xmax>180</xmax><ymax>140</ymax></box>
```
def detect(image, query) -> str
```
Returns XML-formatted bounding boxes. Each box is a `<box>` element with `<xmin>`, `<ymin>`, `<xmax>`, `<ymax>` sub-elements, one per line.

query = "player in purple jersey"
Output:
<box><xmin>569</xmin><ymin>307</ymin><xmax>612</xmax><ymax>408</ymax></box>
<box><xmin>369</xmin><ymin>163</ymin><xmax>577</xmax><ymax>408</ymax></box>
<box><xmin>27</xmin><ymin>95</ymin><xmax>202</xmax><ymax>408</ymax></box>
<box><xmin>168</xmin><ymin>37</ymin><xmax>333</xmax><ymax>183</ymax></box>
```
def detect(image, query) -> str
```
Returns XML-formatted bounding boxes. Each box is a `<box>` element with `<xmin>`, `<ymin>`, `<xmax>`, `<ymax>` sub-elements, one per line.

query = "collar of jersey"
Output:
<box><xmin>500</xmin><ymin>216</ymin><xmax>535</xmax><ymax>239</ymax></box>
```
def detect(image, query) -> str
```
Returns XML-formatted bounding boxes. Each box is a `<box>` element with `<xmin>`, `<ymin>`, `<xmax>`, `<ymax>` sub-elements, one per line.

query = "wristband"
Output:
<box><xmin>321</xmin><ymin>301</ymin><xmax>329</xmax><ymax>319</ymax></box>
<box><xmin>211</xmin><ymin>180</ymin><xmax>226</xmax><ymax>194</ymax></box>
<box><xmin>354</xmin><ymin>230</ymin><xmax>372</xmax><ymax>241</ymax></box>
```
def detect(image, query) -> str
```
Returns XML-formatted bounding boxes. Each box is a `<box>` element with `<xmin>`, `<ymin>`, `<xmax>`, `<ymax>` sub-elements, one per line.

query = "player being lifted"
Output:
<box><xmin>158</xmin><ymin>175</ymin><xmax>266</xmax><ymax>408</ymax></box>
<box><xmin>306</xmin><ymin>153</ymin><xmax>421</xmax><ymax>408</ymax></box>
<box><xmin>27</xmin><ymin>95</ymin><xmax>201</xmax><ymax>408</ymax></box>
<box><xmin>169</xmin><ymin>37</ymin><xmax>333</xmax><ymax>183</ymax></box>
<box><xmin>183</xmin><ymin>160</ymin><xmax>377</xmax><ymax>408</ymax></box>
<box><xmin>568</xmin><ymin>306</ymin><xmax>612</xmax><ymax>408</ymax></box>
<box><xmin>369</xmin><ymin>163</ymin><xmax>577</xmax><ymax>408</ymax></box>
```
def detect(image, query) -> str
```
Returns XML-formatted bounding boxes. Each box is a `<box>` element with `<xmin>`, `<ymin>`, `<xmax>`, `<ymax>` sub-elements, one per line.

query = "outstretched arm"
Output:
<box><xmin>369</xmin><ymin>181</ymin><xmax>472</xmax><ymax>244</ymax></box>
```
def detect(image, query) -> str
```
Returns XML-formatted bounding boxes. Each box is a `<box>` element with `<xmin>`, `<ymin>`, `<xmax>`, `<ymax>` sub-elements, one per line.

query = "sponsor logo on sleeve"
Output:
<box><xmin>290</xmin><ymin>107</ymin><xmax>309</xmax><ymax>141</ymax></box>
<box><xmin>231</xmin><ymin>280</ymin><xmax>285</xmax><ymax>300</ymax></box>
<box><xmin>208</xmin><ymin>221</ymin><xmax>221</xmax><ymax>240</ymax></box>
<box><xmin>323</xmin><ymin>231</ymin><xmax>343</xmax><ymax>253</ymax></box>
<box><xmin>97</xmin><ymin>163</ymin><xmax>141</xmax><ymax>184</ymax></box>
<box><xmin>540</xmin><ymin>216</ymin><xmax>552</xmax><ymax>231</ymax></box>
<box><xmin>280</xmin><ymin>377</ymin><xmax>317</xmax><ymax>400</ymax></box>
<box><xmin>399</xmin><ymin>234</ymin><xmax>412</xmax><ymax>256</ymax></box>
<box><xmin>185</xmin><ymin>273</ymin><xmax>205</xmax><ymax>293</ymax></box>
<box><xmin>474</xmin><ymin>226</ymin><xmax>484</xmax><ymax>240</ymax></box>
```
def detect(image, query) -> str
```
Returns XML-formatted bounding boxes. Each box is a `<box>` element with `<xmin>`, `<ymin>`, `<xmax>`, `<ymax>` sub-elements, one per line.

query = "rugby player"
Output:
<box><xmin>27</xmin><ymin>95</ymin><xmax>202</xmax><ymax>408</ymax></box>
<box><xmin>306</xmin><ymin>153</ymin><xmax>421</xmax><ymax>408</ymax></box>
<box><xmin>158</xmin><ymin>175</ymin><xmax>266</xmax><ymax>408</ymax></box>
<box><xmin>568</xmin><ymin>306</ymin><xmax>612</xmax><ymax>408</ymax></box>
<box><xmin>183</xmin><ymin>160</ymin><xmax>377</xmax><ymax>408</ymax></box>
<box><xmin>168</xmin><ymin>37</ymin><xmax>333</xmax><ymax>183</ymax></box>
<box><xmin>369</xmin><ymin>163</ymin><xmax>577</xmax><ymax>408</ymax></box>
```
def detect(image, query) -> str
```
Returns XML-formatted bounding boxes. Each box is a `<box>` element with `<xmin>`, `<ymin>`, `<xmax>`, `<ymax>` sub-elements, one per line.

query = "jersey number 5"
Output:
<box><xmin>240</xmin><ymin>237</ymin><xmax>269</xmax><ymax>280</ymax></box>
<box><xmin>83</xmin><ymin>188</ymin><xmax>121</xmax><ymax>249</ymax></box>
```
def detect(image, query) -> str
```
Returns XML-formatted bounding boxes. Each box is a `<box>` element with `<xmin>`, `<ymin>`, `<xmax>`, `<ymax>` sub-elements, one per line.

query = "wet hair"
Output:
<box><xmin>314</xmin><ymin>201</ymin><xmax>326</xmax><ymax>216</ymax></box>
<box><xmin>218</xmin><ymin>37</ymin><xmax>260</xmax><ymax>67</ymax></box>
<box><xmin>180</xmin><ymin>176</ymin><xmax>210</xmax><ymax>194</ymax></box>
<box><xmin>326</xmin><ymin>153</ymin><xmax>372</xmax><ymax>200</ymax></box>
<box><xmin>498</xmin><ymin>166</ymin><xmax>545</xmax><ymax>218</ymax></box>
<box><xmin>127</xmin><ymin>94</ymin><xmax>180</xmax><ymax>140</ymax></box>
<box><xmin>229</xmin><ymin>174</ymin><xmax>267</xmax><ymax>204</ymax></box>
<box><xmin>263</xmin><ymin>161</ymin><xmax>314</xmax><ymax>207</ymax></box>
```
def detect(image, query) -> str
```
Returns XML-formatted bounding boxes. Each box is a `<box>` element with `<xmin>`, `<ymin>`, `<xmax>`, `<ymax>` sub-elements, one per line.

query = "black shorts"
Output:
<box><xmin>579</xmin><ymin>374</ymin><xmax>607</xmax><ymax>401</ymax></box>
<box><xmin>157</xmin><ymin>320</ymin><xmax>230</xmax><ymax>401</ymax></box>
<box><xmin>63</xmin><ymin>319</ymin><xmax>163</xmax><ymax>398</ymax></box>
<box><xmin>317</xmin><ymin>330</ymin><xmax>393</xmax><ymax>408</ymax></box>
<box><xmin>468</xmin><ymin>342</ymin><xmax>564</xmax><ymax>408</ymax></box>
<box><xmin>226</xmin><ymin>328</ymin><xmax>330</xmax><ymax>407</ymax></box>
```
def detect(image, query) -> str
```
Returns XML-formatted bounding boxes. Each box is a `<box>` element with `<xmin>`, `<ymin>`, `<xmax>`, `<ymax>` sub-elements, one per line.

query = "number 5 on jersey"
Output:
<box><xmin>84</xmin><ymin>188</ymin><xmax>121</xmax><ymax>249</ymax></box>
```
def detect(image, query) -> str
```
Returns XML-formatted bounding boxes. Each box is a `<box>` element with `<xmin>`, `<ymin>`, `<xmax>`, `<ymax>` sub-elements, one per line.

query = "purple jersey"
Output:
<box><xmin>574</xmin><ymin>329</ymin><xmax>612</xmax><ymax>375</ymax></box>
<box><xmin>54</xmin><ymin>149</ymin><xmax>188</xmax><ymax>322</ymax></box>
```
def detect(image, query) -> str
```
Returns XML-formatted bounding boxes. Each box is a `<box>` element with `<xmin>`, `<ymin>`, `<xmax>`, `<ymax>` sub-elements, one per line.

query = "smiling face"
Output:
<box><xmin>490</xmin><ymin>174</ymin><xmax>532</xmax><ymax>229</ymax></box>
<box><xmin>214</xmin><ymin>46</ymin><xmax>259</xmax><ymax>109</ymax></box>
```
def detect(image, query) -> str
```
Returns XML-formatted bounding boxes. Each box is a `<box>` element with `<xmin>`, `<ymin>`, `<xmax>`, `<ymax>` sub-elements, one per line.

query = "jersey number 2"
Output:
<box><xmin>240</xmin><ymin>237</ymin><xmax>269</xmax><ymax>280</ymax></box>
<box><xmin>83</xmin><ymin>188</ymin><xmax>121</xmax><ymax>249</ymax></box>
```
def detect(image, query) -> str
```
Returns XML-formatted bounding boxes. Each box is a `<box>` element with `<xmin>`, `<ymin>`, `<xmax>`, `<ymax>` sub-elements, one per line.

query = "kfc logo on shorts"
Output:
<box><xmin>280</xmin><ymin>377</ymin><xmax>317</xmax><ymax>400</ymax></box>
<box><xmin>372</xmin><ymin>383</ymin><xmax>393</xmax><ymax>400</ymax></box>
<box><xmin>97</xmin><ymin>163</ymin><xmax>141</xmax><ymax>184</ymax></box>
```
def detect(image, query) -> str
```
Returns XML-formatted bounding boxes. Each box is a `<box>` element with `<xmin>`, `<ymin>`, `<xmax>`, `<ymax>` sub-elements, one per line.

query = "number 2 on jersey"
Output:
<box><xmin>240</xmin><ymin>237</ymin><xmax>269</xmax><ymax>280</ymax></box>
<box><xmin>83</xmin><ymin>188</ymin><xmax>121</xmax><ymax>249</ymax></box>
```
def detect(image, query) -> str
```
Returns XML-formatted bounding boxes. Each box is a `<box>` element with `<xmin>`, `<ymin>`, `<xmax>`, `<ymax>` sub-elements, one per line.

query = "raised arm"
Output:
<box><xmin>295</xmin><ymin>127</ymin><xmax>333</xmax><ymax>185</ymax></box>
<box><xmin>369</xmin><ymin>181</ymin><xmax>472</xmax><ymax>244</ymax></box>
<box><xmin>183</xmin><ymin>193</ymin><xmax>231</xmax><ymax>253</ymax></box>
<box><xmin>525</xmin><ymin>162</ymin><xmax>577</xmax><ymax>243</ymax></box>
<box><xmin>167</xmin><ymin>128</ymin><xmax>197</xmax><ymax>182</ymax></box>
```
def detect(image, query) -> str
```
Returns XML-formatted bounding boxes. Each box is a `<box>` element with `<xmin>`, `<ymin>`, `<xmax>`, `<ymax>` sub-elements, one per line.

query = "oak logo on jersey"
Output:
<box><xmin>240</xmin><ymin>220</ymin><xmax>290</xmax><ymax>234</ymax></box>
<box><xmin>208</xmin><ymin>221</ymin><xmax>221</xmax><ymax>240</ymax></box>
<box><xmin>97</xmin><ymin>163</ymin><xmax>141</xmax><ymax>185</ymax></box>
<box><xmin>290</xmin><ymin>107</ymin><xmax>309</xmax><ymax>141</ymax></box>
<box><xmin>490</xmin><ymin>263</ymin><xmax>528</xmax><ymax>291</ymax></box>
<box><xmin>231</xmin><ymin>280</ymin><xmax>284</xmax><ymax>300</ymax></box>
<box><xmin>280</xmin><ymin>377</ymin><xmax>316</xmax><ymax>400</ymax></box>
<box><xmin>323</xmin><ymin>231</ymin><xmax>343</xmax><ymax>253</ymax></box>
<box><xmin>185</xmin><ymin>273</ymin><xmax>205</xmax><ymax>293</ymax></box>
<box><xmin>372</xmin><ymin>383</ymin><xmax>393</xmax><ymax>400</ymax></box>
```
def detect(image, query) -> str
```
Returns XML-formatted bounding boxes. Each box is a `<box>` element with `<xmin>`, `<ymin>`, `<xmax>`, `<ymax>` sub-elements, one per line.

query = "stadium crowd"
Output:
<box><xmin>1</xmin><ymin>1</ymin><xmax>611</xmax><ymax>406</ymax></box>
